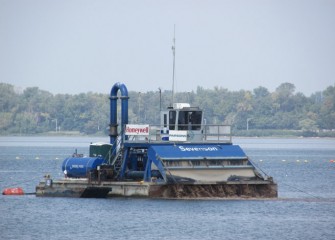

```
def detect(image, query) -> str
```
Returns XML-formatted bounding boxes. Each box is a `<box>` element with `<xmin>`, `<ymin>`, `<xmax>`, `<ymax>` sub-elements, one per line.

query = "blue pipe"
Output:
<box><xmin>109</xmin><ymin>82</ymin><xmax>129</xmax><ymax>146</ymax></box>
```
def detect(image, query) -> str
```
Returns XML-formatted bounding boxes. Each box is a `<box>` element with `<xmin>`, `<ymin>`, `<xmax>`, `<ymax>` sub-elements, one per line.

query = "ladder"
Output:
<box><xmin>105</xmin><ymin>135</ymin><xmax>125</xmax><ymax>180</ymax></box>
<box><xmin>111</xmin><ymin>148</ymin><xmax>124</xmax><ymax>179</ymax></box>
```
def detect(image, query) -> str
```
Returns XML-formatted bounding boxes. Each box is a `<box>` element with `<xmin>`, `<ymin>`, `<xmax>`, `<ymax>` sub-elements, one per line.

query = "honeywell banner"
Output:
<box><xmin>125</xmin><ymin>124</ymin><xmax>149</xmax><ymax>135</ymax></box>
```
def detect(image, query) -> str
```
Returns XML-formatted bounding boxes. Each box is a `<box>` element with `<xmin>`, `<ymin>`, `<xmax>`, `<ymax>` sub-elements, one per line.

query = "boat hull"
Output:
<box><xmin>36</xmin><ymin>178</ymin><xmax>277</xmax><ymax>199</ymax></box>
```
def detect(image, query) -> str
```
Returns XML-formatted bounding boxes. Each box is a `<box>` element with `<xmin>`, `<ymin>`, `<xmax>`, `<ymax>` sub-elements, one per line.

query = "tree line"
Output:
<box><xmin>0</xmin><ymin>82</ymin><xmax>334</xmax><ymax>137</ymax></box>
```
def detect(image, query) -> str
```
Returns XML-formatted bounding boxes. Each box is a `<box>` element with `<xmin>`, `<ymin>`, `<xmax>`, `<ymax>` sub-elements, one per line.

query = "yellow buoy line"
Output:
<box><xmin>14</xmin><ymin>156</ymin><xmax>63</xmax><ymax>160</ymax></box>
<box><xmin>257</xmin><ymin>159</ymin><xmax>335</xmax><ymax>163</ymax></box>
<box><xmin>12</xmin><ymin>156</ymin><xmax>335</xmax><ymax>163</ymax></box>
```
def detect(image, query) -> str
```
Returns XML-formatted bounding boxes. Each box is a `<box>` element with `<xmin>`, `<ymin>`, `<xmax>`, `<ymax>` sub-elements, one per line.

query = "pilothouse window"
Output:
<box><xmin>178</xmin><ymin>111</ymin><xmax>202</xmax><ymax>130</ymax></box>
<box><xmin>169</xmin><ymin>111</ymin><xmax>176</xmax><ymax>130</ymax></box>
<box><xmin>164</xmin><ymin>114</ymin><xmax>167</xmax><ymax>128</ymax></box>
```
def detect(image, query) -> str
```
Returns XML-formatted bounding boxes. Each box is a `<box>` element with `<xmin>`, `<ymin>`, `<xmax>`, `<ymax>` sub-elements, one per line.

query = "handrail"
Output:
<box><xmin>122</xmin><ymin>124</ymin><xmax>232</xmax><ymax>143</ymax></box>
<box><xmin>108</xmin><ymin>129</ymin><xmax>124</xmax><ymax>165</ymax></box>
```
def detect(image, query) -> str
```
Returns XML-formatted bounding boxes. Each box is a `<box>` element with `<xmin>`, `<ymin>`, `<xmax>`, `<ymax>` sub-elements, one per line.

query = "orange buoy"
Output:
<box><xmin>2</xmin><ymin>187</ymin><xmax>24</xmax><ymax>195</ymax></box>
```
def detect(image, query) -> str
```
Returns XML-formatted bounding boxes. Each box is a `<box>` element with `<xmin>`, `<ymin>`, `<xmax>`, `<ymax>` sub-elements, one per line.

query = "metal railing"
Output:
<box><xmin>122</xmin><ymin>124</ymin><xmax>232</xmax><ymax>143</ymax></box>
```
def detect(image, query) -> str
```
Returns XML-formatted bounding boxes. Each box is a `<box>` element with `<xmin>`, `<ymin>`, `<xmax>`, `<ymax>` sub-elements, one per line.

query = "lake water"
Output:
<box><xmin>1</xmin><ymin>136</ymin><xmax>334</xmax><ymax>239</ymax></box>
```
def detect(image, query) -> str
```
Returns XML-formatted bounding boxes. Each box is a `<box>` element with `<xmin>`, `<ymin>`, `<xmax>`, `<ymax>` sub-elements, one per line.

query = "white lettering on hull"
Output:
<box><xmin>178</xmin><ymin>146</ymin><xmax>218</xmax><ymax>152</ymax></box>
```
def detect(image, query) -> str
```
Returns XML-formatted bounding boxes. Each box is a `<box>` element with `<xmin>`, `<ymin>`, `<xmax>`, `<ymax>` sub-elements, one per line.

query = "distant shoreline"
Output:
<box><xmin>1</xmin><ymin>131</ymin><xmax>334</xmax><ymax>138</ymax></box>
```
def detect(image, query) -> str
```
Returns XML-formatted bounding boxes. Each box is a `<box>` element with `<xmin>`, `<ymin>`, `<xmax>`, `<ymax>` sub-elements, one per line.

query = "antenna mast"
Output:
<box><xmin>171</xmin><ymin>25</ymin><xmax>176</xmax><ymax>105</ymax></box>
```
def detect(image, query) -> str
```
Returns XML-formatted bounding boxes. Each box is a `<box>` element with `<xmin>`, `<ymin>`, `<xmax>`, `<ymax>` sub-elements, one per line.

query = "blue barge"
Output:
<box><xmin>36</xmin><ymin>82</ymin><xmax>277</xmax><ymax>198</ymax></box>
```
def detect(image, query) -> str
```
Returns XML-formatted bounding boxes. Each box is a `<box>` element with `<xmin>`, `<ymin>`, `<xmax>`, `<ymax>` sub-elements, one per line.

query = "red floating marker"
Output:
<box><xmin>330</xmin><ymin>160</ymin><xmax>335</xmax><ymax>163</ymax></box>
<box><xmin>2</xmin><ymin>187</ymin><xmax>24</xmax><ymax>195</ymax></box>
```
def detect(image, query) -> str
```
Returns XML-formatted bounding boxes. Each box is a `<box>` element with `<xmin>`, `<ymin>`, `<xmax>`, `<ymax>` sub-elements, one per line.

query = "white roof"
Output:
<box><xmin>173</xmin><ymin>103</ymin><xmax>190</xmax><ymax>109</ymax></box>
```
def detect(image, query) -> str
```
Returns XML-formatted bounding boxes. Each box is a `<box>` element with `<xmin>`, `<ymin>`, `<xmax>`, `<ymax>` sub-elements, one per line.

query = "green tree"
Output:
<box><xmin>0</xmin><ymin>83</ymin><xmax>18</xmax><ymax>112</ymax></box>
<box><xmin>318</xmin><ymin>86</ymin><xmax>335</xmax><ymax>129</ymax></box>
<box><xmin>0</xmin><ymin>83</ymin><xmax>18</xmax><ymax>132</ymax></box>
<box><xmin>272</xmin><ymin>82</ymin><xmax>296</xmax><ymax>112</ymax></box>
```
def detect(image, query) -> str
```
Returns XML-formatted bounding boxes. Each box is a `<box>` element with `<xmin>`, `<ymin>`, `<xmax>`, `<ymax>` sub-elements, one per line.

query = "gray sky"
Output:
<box><xmin>1</xmin><ymin>0</ymin><xmax>334</xmax><ymax>96</ymax></box>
